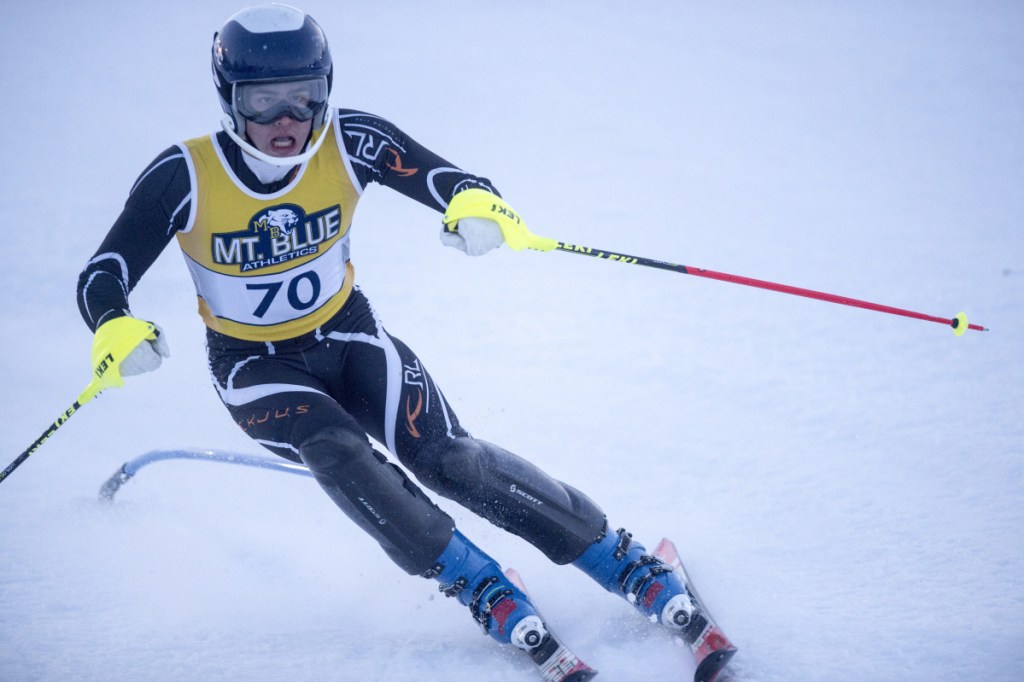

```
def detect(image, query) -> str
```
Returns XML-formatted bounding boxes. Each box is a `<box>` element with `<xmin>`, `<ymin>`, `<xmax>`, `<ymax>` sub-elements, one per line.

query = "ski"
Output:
<box><xmin>505</xmin><ymin>568</ymin><xmax>599</xmax><ymax>682</ymax></box>
<box><xmin>653</xmin><ymin>539</ymin><xmax>737</xmax><ymax>682</ymax></box>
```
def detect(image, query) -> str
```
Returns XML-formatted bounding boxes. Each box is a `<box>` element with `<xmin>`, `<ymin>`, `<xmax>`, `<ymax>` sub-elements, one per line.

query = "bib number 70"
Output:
<box><xmin>247</xmin><ymin>272</ymin><xmax>321</xmax><ymax>318</ymax></box>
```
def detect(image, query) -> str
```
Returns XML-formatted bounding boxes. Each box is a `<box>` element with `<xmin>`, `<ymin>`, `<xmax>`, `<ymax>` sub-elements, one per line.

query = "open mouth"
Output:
<box><xmin>271</xmin><ymin>135</ymin><xmax>297</xmax><ymax>149</ymax></box>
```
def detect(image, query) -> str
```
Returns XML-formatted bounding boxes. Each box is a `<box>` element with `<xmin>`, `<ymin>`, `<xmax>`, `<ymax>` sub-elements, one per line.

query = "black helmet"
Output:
<box><xmin>212</xmin><ymin>4</ymin><xmax>333</xmax><ymax>134</ymax></box>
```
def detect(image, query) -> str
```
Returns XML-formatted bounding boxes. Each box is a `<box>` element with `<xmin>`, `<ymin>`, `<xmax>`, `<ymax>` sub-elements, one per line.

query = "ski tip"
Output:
<box><xmin>653</xmin><ymin>537</ymin><xmax>683</xmax><ymax>573</ymax></box>
<box><xmin>694</xmin><ymin>646</ymin><xmax>737</xmax><ymax>682</ymax></box>
<box><xmin>504</xmin><ymin>567</ymin><xmax>526</xmax><ymax>592</ymax></box>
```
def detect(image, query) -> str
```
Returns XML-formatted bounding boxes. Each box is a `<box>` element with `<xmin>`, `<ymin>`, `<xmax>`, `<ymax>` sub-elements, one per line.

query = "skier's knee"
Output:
<box><xmin>435</xmin><ymin>437</ymin><xmax>488</xmax><ymax>485</ymax></box>
<box><xmin>298</xmin><ymin>426</ymin><xmax>373</xmax><ymax>472</ymax></box>
<box><xmin>298</xmin><ymin>425</ymin><xmax>454</xmax><ymax>575</ymax></box>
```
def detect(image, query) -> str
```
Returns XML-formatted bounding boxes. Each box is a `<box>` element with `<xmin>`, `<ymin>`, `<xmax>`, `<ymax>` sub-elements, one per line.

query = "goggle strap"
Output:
<box><xmin>219</xmin><ymin>111</ymin><xmax>333</xmax><ymax>167</ymax></box>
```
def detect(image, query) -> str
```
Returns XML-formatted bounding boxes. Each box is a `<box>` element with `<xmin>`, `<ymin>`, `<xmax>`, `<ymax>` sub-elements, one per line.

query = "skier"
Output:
<box><xmin>77</xmin><ymin>4</ymin><xmax>704</xmax><ymax>675</ymax></box>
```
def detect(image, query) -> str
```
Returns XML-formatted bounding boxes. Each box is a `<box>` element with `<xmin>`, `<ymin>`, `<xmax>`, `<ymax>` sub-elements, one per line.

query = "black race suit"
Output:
<box><xmin>77</xmin><ymin>110</ymin><xmax>605</xmax><ymax>575</ymax></box>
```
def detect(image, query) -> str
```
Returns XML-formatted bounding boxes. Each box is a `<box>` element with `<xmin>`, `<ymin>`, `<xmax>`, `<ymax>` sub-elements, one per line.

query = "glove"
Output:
<box><xmin>119</xmin><ymin>322</ymin><xmax>169</xmax><ymax>377</ymax></box>
<box><xmin>439</xmin><ymin>216</ymin><xmax>505</xmax><ymax>256</ymax></box>
<box><xmin>92</xmin><ymin>317</ymin><xmax>168</xmax><ymax>387</ymax></box>
<box><xmin>442</xmin><ymin>188</ymin><xmax>557</xmax><ymax>252</ymax></box>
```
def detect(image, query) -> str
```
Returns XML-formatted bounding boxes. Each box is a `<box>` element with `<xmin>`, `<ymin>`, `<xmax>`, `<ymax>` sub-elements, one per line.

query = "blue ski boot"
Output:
<box><xmin>573</xmin><ymin>526</ymin><xmax>697</xmax><ymax>630</ymax></box>
<box><xmin>423</xmin><ymin>530</ymin><xmax>548</xmax><ymax>651</ymax></box>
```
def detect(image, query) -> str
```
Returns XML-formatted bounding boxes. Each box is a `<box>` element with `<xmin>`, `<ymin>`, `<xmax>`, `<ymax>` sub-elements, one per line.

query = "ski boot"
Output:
<box><xmin>424</xmin><ymin>530</ymin><xmax>598</xmax><ymax>681</ymax></box>
<box><xmin>573</xmin><ymin>526</ymin><xmax>697</xmax><ymax>630</ymax></box>
<box><xmin>423</xmin><ymin>530</ymin><xmax>548</xmax><ymax>649</ymax></box>
<box><xmin>576</xmin><ymin>528</ymin><xmax>737</xmax><ymax>681</ymax></box>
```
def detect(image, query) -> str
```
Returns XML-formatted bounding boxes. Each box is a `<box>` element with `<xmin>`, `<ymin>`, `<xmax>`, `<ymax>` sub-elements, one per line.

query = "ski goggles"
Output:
<box><xmin>233</xmin><ymin>77</ymin><xmax>329</xmax><ymax>124</ymax></box>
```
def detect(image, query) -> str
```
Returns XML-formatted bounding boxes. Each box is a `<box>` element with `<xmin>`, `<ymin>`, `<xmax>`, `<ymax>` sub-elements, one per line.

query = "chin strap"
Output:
<box><xmin>219</xmin><ymin>110</ymin><xmax>333</xmax><ymax>167</ymax></box>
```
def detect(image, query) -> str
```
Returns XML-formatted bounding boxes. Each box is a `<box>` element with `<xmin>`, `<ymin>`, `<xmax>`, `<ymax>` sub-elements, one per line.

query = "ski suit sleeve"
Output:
<box><xmin>335</xmin><ymin>109</ymin><xmax>500</xmax><ymax>210</ymax></box>
<box><xmin>77</xmin><ymin>146</ymin><xmax>192</xmax><ymax>332</ymax></box>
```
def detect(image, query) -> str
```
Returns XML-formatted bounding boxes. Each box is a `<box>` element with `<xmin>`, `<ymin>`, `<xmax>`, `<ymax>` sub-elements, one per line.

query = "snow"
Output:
<box><xmin>2</xmin><ymin>1</ymin><xmax>1022</xmax><ymax>680</ymax></box>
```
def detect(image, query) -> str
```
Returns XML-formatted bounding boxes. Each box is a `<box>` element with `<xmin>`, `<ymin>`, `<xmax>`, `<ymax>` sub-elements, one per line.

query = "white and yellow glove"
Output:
<box><xmin>91</xmin><ymin>316</ymin><xmax>168</xmax><ymax>387</ymax></box>
<box><xmin>441</xmin><ymin>188</ymin><xmax>557</xmax><ymax>254</ymax></box>
<box><xmin>119</xmin><ymin>323</ymin><xmax>169</xmax><ymax>377</ymax></box>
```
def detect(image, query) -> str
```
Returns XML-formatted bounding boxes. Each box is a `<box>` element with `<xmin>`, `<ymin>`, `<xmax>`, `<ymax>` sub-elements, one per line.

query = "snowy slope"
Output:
<box><xmin>2</xmin><ymin>2</ymin><xmax>1022</xmax><ymax>681</ymax></box>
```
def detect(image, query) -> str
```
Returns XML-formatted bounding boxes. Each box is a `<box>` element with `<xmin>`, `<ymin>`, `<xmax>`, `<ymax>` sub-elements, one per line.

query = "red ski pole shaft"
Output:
<box><xmin>554</xmin><ymin>242</ymin><xmax>987</xmax><ymax>334</ymax></box>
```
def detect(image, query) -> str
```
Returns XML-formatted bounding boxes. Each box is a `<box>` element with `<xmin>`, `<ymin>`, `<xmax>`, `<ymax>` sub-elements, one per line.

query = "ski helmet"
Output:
<box><xmin>212</xmin><ymin>4</ymin><xmax>334</xmax><ymax>135</ymax></box>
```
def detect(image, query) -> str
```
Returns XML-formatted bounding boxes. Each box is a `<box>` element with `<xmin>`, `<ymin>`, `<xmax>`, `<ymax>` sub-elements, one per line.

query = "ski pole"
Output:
<box><xmin>553</xmin><ymin>242</ymin><xmax>987</xmax><ymax>335</ymax></box>
<box><xmin>0</xmin><ymin>394</ymin><xmax>95</xmax><ymax>484</ymax></box>
<box><xmin>0</xmin><ymin>319</ymin><xmax>157</xmax><ymax>485</ymax></box>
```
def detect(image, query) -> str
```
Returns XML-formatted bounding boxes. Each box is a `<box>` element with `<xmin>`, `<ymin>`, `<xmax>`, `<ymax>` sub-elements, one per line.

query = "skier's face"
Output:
<box><xmin>245</xmin><ymin>116</ymin><xmax>313</xmax><ymax>158</ymax></box>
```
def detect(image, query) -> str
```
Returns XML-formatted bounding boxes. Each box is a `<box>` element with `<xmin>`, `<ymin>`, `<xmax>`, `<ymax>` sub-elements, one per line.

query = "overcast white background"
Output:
<box><xmin>1</xmin><ymin>2</ymin><xmax>1022</xmax><ymax>680</ymax></box>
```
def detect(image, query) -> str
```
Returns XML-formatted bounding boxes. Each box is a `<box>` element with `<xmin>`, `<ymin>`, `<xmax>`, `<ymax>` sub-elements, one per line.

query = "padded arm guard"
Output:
<box><xmin>443</xmin><ymin>188</ymin><xmax>557</xmax><ymax>252</ymax></box>
<box><xmin>85</xmin><ymin>317</ymin><xmax>160</xmax><ymax>399</ymax></box>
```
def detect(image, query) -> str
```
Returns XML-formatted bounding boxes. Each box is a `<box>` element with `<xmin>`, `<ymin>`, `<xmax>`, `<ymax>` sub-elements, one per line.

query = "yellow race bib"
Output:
<box><xmin>176</xmin><ymin>119</ymin><xmax>361</xmax><ymax>341</ymax></box>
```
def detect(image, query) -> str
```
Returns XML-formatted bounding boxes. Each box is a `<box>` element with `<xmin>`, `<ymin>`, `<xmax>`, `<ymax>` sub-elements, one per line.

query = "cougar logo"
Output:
<box><xmin>257</xmin><ymin>208</ymin><xmax>301</xmax><ymax>236</ymax></box>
